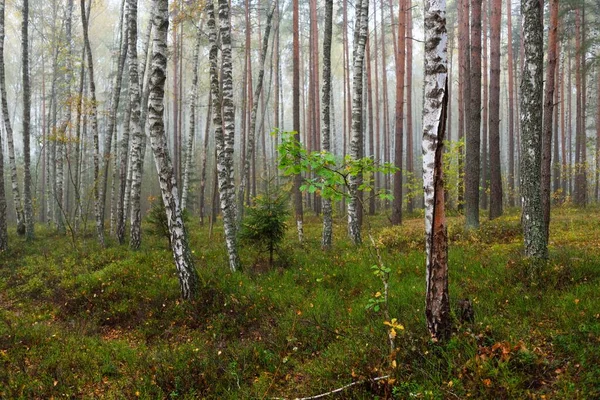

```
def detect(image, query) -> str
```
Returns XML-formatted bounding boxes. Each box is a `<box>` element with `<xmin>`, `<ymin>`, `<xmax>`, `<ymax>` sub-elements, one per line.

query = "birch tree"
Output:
<box><xmin>181</xmin><ymin>28</ymin><xmax>202</xmax><ymax>212</ymax></box>
<box><xmin>147</xmin><ymin>0</ymin><xmax>199</xmax><ymax>299</ymax></box>
<box><xmin>423</xmin><ymin>0</ymin><xmax>450</xmax><ymax>340</ymax></box>
<box><xmin>238</xmin><ymin>3</ymin><xmax>276</xmax><ymax>214</ymax></box>
<box><xmin>207</xmin><ymin>0</ymin><xmax>240</xmax><ymax>272</ymax></box>
<box><xmin>519</xmin><ymin>0</ymin><xmax>547</xmax><ymax>259</ymax></box>
<box><xmin>0</xmin><ymin>111</ymin><xmax>6</xmax><ymax>251</ymax></box>
<box><xmin>0</xmin><ymin>0</ymin><xmax>24</xmax><ymax>235</ymax></box>
<box><xmin>321</xmin><ymin>0</ymin><xmax>333</xmax><ymax>249</ymax></box>
<box><xmin>127</xmin><ymin>0</ymin><xmax>145</xmax><ymax>250</ymax></box>
<box><xmin>22</xmin><ymin>0</ymin><xmax>34</xmax><ymax>240</ymax></box>
<box><xmin>81</xmin><ymin>0</ymin><xmax>104</xmax><ymax>246</ymax></box>
<box><xmin>101</xmin><ymin>0</ymin><xmax>128</xmax><ymax>231</ymax></box>
<box><xmin>347</xmin><ymin>0</ymin><xmax>369</xmax><ymax>245</ymax></box>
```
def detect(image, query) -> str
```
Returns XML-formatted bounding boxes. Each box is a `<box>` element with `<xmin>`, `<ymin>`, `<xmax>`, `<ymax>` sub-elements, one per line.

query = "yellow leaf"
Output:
<box><xmin>389</xmin><ymin>329</ymin><xmax>397</xmax><ymax>339</ymax></box>
<box><xmin>375</xmin><ymin>291</ymin><xmax>382</xmax><ymax>298</ymax></box>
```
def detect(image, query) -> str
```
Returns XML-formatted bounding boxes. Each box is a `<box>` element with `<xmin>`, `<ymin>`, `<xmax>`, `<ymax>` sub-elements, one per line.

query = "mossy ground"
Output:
<box><xmin>0</xmin><ymin>206</ymin><xmax>599</xmax><ymax>399</ymax></box>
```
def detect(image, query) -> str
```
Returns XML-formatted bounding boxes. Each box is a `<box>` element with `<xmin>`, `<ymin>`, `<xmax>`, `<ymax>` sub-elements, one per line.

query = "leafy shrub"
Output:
<box><xmin>240</xmin><ymin>185</ymin><xmax>289</xmax><ymax>267</ymax></box>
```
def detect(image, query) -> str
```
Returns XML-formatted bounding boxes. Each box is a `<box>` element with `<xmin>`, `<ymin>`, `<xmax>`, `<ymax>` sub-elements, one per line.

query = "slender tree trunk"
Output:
<box><xmin>81</xmin><ymin>0</ymin><xmax>104</xmax><ymax>245</ymax></box>
<box><xmin>391</xmin><ymin>0</ymin><xmax>406</xmax><ymax>225</ymax></box>
<box><xmin>423</xmin><ymin>0</ymin><xmax>450</xmax><ymax>341</ymax></box>
<box><xmin>366</xmin><ymin>40</ymin><xmax>375</xmax><ymax>216</ymax></box>
<box><xmin>488</xmin><ymin>0</ymin><xmax>502</xmax><ymax>219</ymax></box>
<box><xmin>292</xmin><ymin>0</ymin><xmax>304</xmax><ymax>241</ymax></box>
<box><xmin>541</xmin><ymin>0</ymin><xmax>558</xmax><ymax>239</ymax></box>
<box><xmin>574</xmin><ymin>11</ymin><xmax>583</xmax><ymax>206</ymax></box>
<box><xmin>480</xmin><ymin>0</ymin><xmax>489</xmax><ymax>211</ymax></box>
<box><xmin>519</xmin><ymin>0</ymin><xmax>547</xmax><ymax>259</ymax></box>
<box><xmin>595</xmin><ymin>69</ymin><xmax>600</xmax><ymax>202</ymax></box>
<box><xmin>239</xmin><ymin>3</ymin><xmax>276</xmax><ymax>215</ymax></box>
<box><xmin>465</xmin><ymin>0</ymin><xmax>481</xmax><ymax>229</ymax></box>
<box><xmin>0</xmin><ymin>115</ymin><xmax>5</xmax><ymax>250</ymax></box>
<box><xmin>100</xmin><ymin>0</ymin><xmax>128</xmax><ymax>232</ymax></box>
<box><xmin>506</xmin><ymin>0</ymin><xmax>516</xmax><ymax>206</ymax></box>
<box><xmin>0</xmin><ymin>0</ymin><xmax>24</xmax><ymax>235</ymax></box>
<box><xmin>321</xmin><ymin>0</ymin><xmax>333</xmax><ymax>249</ymax></box>
<box><xmin>147</xmin><ymin>0</ymin><xmax>199</xmax><ymax>299</ymax></box>
<box><xmin>207</xmin><ymin>0</ymin><xmax>241</xmax><ymax>272</ymax></box>
<box><xmin>406</xmin><ymin>0</ymin><xmax>414</xmax><ymax>214</ymax></box>
<box><xmin>181</xmin><ymin>28</ymin><xmax>202</xmax><ymax>211</ymax></box>
<box><xmin>380</xmin><ymin>0</ymin><xmax>391</xmax><ymax>202</ymax></box>
<box><xmin>458</xmin><ymin>0</ymin><xmax>470</xmax><ymax>211</ymax></box>
<box><xmin>347</xmin><ymin>0</ymin><xmax>369</xmax><ymax>244</ymax></box>
<box><xmin>22</xmin><ymin>0</ymin><xmax>34</xmax><ymax>240</ymax></box>
<box><xmin>552</xmin><ymin>41</ymin><xmax>560</xmax><ymax>198</ymax></box>
<box><xmin>560</xmin><ymin>54</ymin><xmax>567</xmax><ymax>198</ymax></box>
<box><xmin>127</xmin><ymin>0</ymin><xmax>145</xmax><ymax>250</ymax></box>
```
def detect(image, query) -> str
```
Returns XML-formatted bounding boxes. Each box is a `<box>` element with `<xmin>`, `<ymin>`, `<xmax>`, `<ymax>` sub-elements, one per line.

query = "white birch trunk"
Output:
<box><xmin>81</xmin><ymin>0</ymin><xmax>104</xmax><ymax>245</ymax></box>
<box><xmin>423</xmin><ymin>0</ymin><xmax>451</xmax><ymax>340</ymax></box>
<box><xmin>519</xmin><ymin>0</ymin><xmax>547</xmax><ymax>258</ymax></box>
<box><xmin>127</xmin><ymin>0</ymin><xmax>144</xmax><ymax>250</ymax></box>
<box><xmin>321</xmin><ymin>0</ymin><xmax>333</xmax><ymax>249</ymax></box>
<box><xmin>207</xmin><ymin>0</ymin><xmax>240</xmax><ymax>272</ymax></box>
<box><xmin>347</xmin><ymin>0</ymin><xmax>369</xmax><ymax>245</ymax></box>
<box><xmin>22</xmin><ymin>0</ymin><xmax>34</xmax><ymax>240</ymax></box>
<box><xmin>0</xmin><ymin>0</ymin><xmax>24</xmax><ymax>235</ymax></box>
<box><xmin>148</xmin><ymin>0</ymin><xmax>200</xmax><ymax>299</ymax></box>
<box><xmin>181</xmin><ymin>28</ymin><xmax>202</xmax><ymax>212</ymax></box>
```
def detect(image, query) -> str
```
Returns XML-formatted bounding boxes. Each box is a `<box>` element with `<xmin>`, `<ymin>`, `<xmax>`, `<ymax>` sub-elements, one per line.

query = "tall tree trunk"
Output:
<box><xmin>391</xmin><ymin>0</ymin><xmax>406</xmax><ymax>225</ymax></box>
<box><xmin>239</xmin><ymin>3</ymin><xmax>276</xmax><ymax>215</ymax></box>
<box><xmin>22</xmin><ymin>0</ymin><xmax>34</xmax><ymax>240</ymax></box>
<box><xmin>100</xmin><ymin>0</ymin><xmax>128</xmax><ymax>232</ymax></box>
<box><xmin>458</xmin><ymin>0</ymin><xmax>470</xmax><ymax>211</ymax></box>
<box><xmin>321</xmin><ymin>0</ymin><xmax>333</xmax><ymax>249</ymax></box>
<box><xmin>207</xmin><ymin>0</ymin><xmax>241</xmax><ymax>272</ymax></box>
<box><xmin>0</xmin><ymin>0</ymin><xmax>24</xmax><ymax>235</ymax></box>
<box><xmin>596</xmin><ymin>69</ymin><xmax>600</xmax><ymax>202</ymax></box>
<box><xmin>506</xmin><ymin>0</ymin><xmax>516</xmax><ymax>207</ymax></box>
<box><xmin>552</xmin><ymin>41</ymin><xmax>560</xmax><ymax>198</ymax></box>
<box><xmin>81</xmin><ymin>0</ymin><xmax>104</xmax><ymax>245</ymax></box>
<box><xmin>348</xmin><ymin>0</ymin><xmax>369</xmax><ymax>244</ymax></box>
<box><xmin>0</xmin><ymin>114</ymin><xmax>5</xmax><ymax>250</ymax></box>
<box><xmin>519</xmin><ymin>0</ymin><xmax>547</xmax><ymax>259</ymax></box>
<box><xmin>406</xmin><ymin>0</ymin><xmax>414</xmax><ymax>214</ymax></box>
<box><xmin>465</xmin><ymin>0</ymin><xmax>481</xmax><ymax>229</ymax></box>
<box><xmin>574</xmin><ymin>11</ymin><xmax>583</xmax><ymax>206</ymax></box>
<box><xmin>127</xmin><ymin>0</ymin><xmax>144</xmax><ymax>250</ymax></box>
<box><xmin>148</xmin><ymin>0</ymin><xmax>199</xmax><ymax>299</ymax></box>
<box><xmin>366</xmin><ymin>40</ymin><xmax>375</xmax><ymax>216</ymax></box>
<box><xmin>292</xmin><ymin>0</ymin><xmax>304</xmax><ymax>241</ymax></box>
<box><xmin>423</xmin><ymin>0</ymin><xmax>450</xmax><ymax>341</ymax></box>
<box><xmin>488</xmin><ymin>0</ymin><xmax>502</xmax><ymax>219</ymax></box>
<box><xmin>541</xmin><ymin>0</ymin><xmax>558</xmax><ymax>239</ymax></box>
<box><xmin>380</xmin><ymin>0</ymin><xmax>391</xmax><ymax>202</ymax></box>
<box><xmin>181</xmin><ymin>28</ymin><xmax>202</xmax><ymax>212</ymax></box>
<box><xmin>560</xmin><ymin>54</ymin><xmax>567</xmax><ymax>198</ymax></box>
<box><xmin>480</xmin><ymin>0</ymin><xmax>489</xmax><ymax>211</ymax></box>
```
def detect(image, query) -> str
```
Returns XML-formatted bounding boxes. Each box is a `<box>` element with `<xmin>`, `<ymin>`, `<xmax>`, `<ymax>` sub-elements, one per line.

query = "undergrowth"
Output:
<box><xmin>0</xmin><ymin>208</ymin><xmax>598</xmax><ymax>399</ymax></box>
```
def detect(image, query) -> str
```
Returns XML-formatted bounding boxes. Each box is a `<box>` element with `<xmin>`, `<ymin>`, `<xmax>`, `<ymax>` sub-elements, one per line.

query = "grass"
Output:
<box><xmin>0</xmin><ymin>206</ymin><xmax>599</xmax><ymax>399</ymax></box>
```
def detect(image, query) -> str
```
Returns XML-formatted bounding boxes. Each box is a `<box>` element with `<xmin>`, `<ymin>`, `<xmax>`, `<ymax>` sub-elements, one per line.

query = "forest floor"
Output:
<box><xmin>0</xmin><ymin>206</ymin><xmax>599</xmax><ymax>399</ymax></box>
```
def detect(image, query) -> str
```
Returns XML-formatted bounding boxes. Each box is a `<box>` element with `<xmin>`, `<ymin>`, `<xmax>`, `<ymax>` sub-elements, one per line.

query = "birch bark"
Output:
<box><xmin>148</xmin><ymin>0</ymin><xmax>199</xmax><ymax>299</ymax></box>
<box><xmin>347</xmin><ymin>0</ymin><xmax>369</xmax><ymax>245</ymax></box>
<box><xmin>423</xmin><ymin>0</ymin><xmax>450</xmax><ymax>340</ymax></box>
